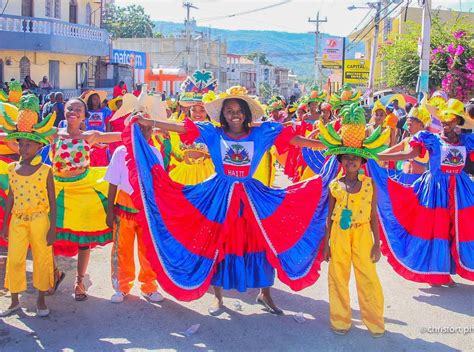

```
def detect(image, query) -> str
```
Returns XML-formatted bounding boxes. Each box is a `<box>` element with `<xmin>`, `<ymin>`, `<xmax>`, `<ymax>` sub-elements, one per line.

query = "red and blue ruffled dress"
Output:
<box><xmin>124</xmin><ymin>119</ymin><xmax>338</xmax><ymax>301</ymax></box>
<box><xmin>367</xmin><ymin>131</ymin><xmax>474</xmax><ymax>284</ymax></box>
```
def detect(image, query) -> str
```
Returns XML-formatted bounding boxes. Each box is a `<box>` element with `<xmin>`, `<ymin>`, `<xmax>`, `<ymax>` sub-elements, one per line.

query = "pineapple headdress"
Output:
<box><xmin>330</xmin><ymin>84</ymin><xmax>362</xmax><ymax>111</ymax></box>
<box><xmin>306</xmin><ymin>86</ymin><xmax>327</xmax><ymax>104</ymax></box>
<box><xmin>0</xmin><ymin>80</ymin><xmax>23</xmax><ymax>106</ymax></box>
<box><xmin>266</xmin><ymin>96</ymin><xmax>286</xmax><ymax>113</ymax></box>
<box><xmin>180</xmin><ymin>70</ymin><xmax>218</xmax><ymax>106</ymax></box>
<box><xmin>0</xmin><ymin>94</ymin><xmax>56</xmax><ymax>145</ymax></box>
<box><xmin>318</xmin><ymin>103</ymin><xmax>390</xmax><ymax>161</ymax></box>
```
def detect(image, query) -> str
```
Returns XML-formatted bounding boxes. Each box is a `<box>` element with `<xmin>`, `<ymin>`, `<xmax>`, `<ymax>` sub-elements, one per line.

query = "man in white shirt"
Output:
<box><xmin>104</xmin><ymin>123</ymin><xmax>165</xmax><ymax>304</ymax></box>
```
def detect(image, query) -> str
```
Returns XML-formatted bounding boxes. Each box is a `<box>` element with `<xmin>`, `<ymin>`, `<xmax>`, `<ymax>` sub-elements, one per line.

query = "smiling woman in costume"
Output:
<box><xmin>124</xmin><ymin>85</ymin><xmax>338</xmax><ymax>315</ymax></box>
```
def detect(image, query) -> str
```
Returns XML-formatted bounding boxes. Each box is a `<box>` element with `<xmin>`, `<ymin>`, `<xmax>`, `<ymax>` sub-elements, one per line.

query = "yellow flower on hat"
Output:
<box><xmin>408</xmin><ymin>103</ymin><xmax>432</xmax><ymax>127</ymax></box>
<box><xmin>228</xmin><ymin>86</ymin><xmax>248</xmax><ymax>96</ymax></box>
<box><xmin>438</xmin><ymin>99</ymin><xmax>464</xmax><ymax>123</ymax></box>
<box><xmin>202</xmin><ymin>91</ymin><xmax>217</xmax><ymax>103</ymax></box>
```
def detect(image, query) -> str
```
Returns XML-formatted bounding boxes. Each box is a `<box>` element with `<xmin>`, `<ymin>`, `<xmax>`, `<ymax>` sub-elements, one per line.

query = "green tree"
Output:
<box><xmin>245</xmin><ymin>52</ymin><xmax>271</xmax><ymax>65</ymax></box>
<box><xmin>379</xmin><ymin>14</ymin><xmax>474</xmax><ymax>93</ymax></box>
<box><xmin>103</xmin><ymin>4</ymin><xmax>155</xmax><ymax>39</ymax></box>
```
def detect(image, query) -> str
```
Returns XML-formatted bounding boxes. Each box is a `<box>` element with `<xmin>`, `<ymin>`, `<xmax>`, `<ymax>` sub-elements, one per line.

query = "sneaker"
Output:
<box><xmin>110</xmin><ymin>291</ymin><xmax>127</xmax><ymax>303</ymax></box>
<box><xmin>142</xmin><ymin>291</ymin><xmax>164</xmax><ymax>303</ymax></box>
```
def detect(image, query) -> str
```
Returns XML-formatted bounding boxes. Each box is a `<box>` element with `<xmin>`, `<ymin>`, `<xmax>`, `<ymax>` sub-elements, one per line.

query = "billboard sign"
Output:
<box><xmin>112</xmin><ymin>49</ymin><xmax>147</xmax><ymax>69</ymax></box>
<box><xmin>344</xmin><ymin>59</ymin><xmax>370</xmax><ymax>85</ymax></box>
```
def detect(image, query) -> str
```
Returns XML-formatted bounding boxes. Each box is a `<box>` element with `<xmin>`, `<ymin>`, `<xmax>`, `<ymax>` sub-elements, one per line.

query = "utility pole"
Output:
<box><xmin>308</xmin><ymin>11</ymin><xmax>327</xmax><ymax>88</ymax></box>
<box><xmin>183</xmin><ymin>1</ymin><xmax>198</xmax><ymax>75</ymax></box>
<box><xmin>416</xmin><ymin>0</ymin><xmax>431</xmax><ymax>97</ymax></box>
<box><xmin>367</xmin><ymin>1</ymin><xmax>382</xmax><ymax>104</ymax></box>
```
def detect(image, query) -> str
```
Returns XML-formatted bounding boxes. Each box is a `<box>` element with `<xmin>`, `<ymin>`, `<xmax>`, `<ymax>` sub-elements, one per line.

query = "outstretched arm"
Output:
<box><xmin>290</xmin><ymin>135</ymin><xmax>325</xmax><ymax>149</ymax></box>
<box><xmin>378</xmin><ymin>145</ymin><xmax>421</xmax><ymax>162</ymax></box>
<box><xmin>136</xmin><ymin>114</ymin><xmax>186</xmax><ymax>133</ymax></box>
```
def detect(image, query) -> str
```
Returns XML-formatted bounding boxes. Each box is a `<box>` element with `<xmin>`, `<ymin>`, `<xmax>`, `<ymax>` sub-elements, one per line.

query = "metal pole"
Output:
<box><xmin>183</xmin><ymin>2</ymin><xmax>198</xmax><ymax>75</ymax></box>
<box><xmin>308</xmin><ymin>11</ymin><xmax>327</xmax><ymax>88</ymax></box>
<box><xmin>416</xmin><ymin>0</ymin><xmax>431</xmax><ymax>97</ymax></box>
<box><xmin>341</xmin><ymin>37</ymin><xmax>346</xmax><ymax>86</ymax></box>
<box><xmin>367</xmin><ymin>2</ymin><xmax>381</xmax><ymax>104</ymax></box>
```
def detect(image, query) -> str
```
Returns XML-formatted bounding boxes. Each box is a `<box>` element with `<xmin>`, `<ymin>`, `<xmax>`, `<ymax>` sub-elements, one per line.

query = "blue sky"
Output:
<box><xmin>115</xmin><ymin>0</ymin><xmax>473</xmax><ymax>36</ymax></box>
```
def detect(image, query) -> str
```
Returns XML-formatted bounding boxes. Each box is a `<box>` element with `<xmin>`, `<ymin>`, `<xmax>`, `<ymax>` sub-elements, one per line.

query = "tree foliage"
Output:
<box><xmin>379</xmin><ymin>14</ymin><xmax>474</xmax><ymax>97</ymax></box>
<box><xmin>103</xmin><ymin>4</ymin><xmax>156</xmax><ymax>39</ymax></box>
<box><xmin>245</xmin><ymin>52</ymin><xmax>271</xmax><ymax>65</ymax></box>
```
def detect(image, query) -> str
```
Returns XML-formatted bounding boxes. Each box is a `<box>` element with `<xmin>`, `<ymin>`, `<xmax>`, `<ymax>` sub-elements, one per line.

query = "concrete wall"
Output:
<box><xmin>1</xmin><ymin>50</ymin><xmax>89</xmax><ymax>89</ymax></box>
<box><xmin>3</xmin><ymin>0</ymin><xmax>100</xmax><ymax>26</ymax></box>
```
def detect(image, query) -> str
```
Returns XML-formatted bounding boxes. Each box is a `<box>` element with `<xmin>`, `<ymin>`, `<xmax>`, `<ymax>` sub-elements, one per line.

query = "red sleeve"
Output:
<box><xmin>274</xmin><ymin>125</ymin><xmax>298</xmax><ymax>154</ymax></box>
<box><xmin>179</xmin><ymin>118</ymin><xmax>200</xmax><ymax>144</ymax></box>
<box><xmin>409</xmin><ymin>140</ymin><xmax>427</xmax><ymax>158</ymax></box>
<box><xmin>469</xmin><ymin>151</ymin><xmax>474</xmax><ymax>162</ymax></box>
<box><xmin>113</xmin><ymin>86</ymin><xmax>120</xmax><ymax>98</ymax></box>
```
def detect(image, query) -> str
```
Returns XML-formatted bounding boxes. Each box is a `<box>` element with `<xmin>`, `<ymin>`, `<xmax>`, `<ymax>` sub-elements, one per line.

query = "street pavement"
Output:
<box><xmin>0</xmin><ymin>171</ymin><xmax>472</xmax><ymax>351</ymax></box>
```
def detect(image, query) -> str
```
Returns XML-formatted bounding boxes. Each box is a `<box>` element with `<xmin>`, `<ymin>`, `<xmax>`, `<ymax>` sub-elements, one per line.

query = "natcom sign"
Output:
<box><xmin>344</xmin><ymin>60</ymin><xmax>370</xmax><ymax>85</ymax></box>
<box><xmin>112</xmin><ymin>50</ymin><xmax>147</xmax><ymax>69</ymax></box>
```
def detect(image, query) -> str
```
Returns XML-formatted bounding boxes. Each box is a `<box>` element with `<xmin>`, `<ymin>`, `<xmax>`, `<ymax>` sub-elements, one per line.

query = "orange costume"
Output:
<box><xmin>105</xmin><ymin>146</ymin><xmax>161</xmax><ymax>297</ymax></box>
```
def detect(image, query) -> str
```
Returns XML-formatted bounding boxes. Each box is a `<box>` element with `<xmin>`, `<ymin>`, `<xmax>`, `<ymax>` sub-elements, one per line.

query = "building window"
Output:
<box><xmin>54</xmin><ymin>0</ymin><xmax>61</xmax><ymax>19</ymax></box>
<box><xmin>20</xmin><ymin>56</ymin><xmax>31</xmax><ymax>81</ymax></box>
<box><xmin>21</xmin><ymin>0</ymin><xmax>33</xmax><ymax>17</ymax></box>
<box><xmin>69</xmin><ymin>0</ymin><xmax>78</xmax><ymax>24</ymax></box>
<box><xmin>85</xmin><ymin>3</ymin><xmax>92</xmax><ymax>25</ymax></box>
<box><xmin>45</xmin><ymin>0</ymin><xmax>53</xmax><ymax>17</ymax></box>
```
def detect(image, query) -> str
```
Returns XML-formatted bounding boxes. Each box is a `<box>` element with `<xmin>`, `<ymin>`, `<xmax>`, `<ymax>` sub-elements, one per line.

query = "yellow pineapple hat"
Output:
<box><xmin>318</xmin><ymin>103</ymin><xmax>390</xmax><ymax>161</ymax></box>
<box><xmin>0</xmin><ymin>94</ymin><xmax>56</xmax><ymax>145</ymax></box>
<box><xmin>330</xmin><ymin>83</ymin><xmax>362</xmax><ymax>111</ymax></box>
<box><xmin>306</xmin><ymin>86</ymin><xmax>327</xmax><ymax>104</ymax></box>
<box><xmin>0</xmin><ymin>80</ymin><xmax>23</xmax><ymax>106</ymax></box>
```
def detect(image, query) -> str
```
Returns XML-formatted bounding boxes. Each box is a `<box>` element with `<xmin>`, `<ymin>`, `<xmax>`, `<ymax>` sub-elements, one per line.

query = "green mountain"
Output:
<box><xmin>154</xmin><ymin>21</ymin><xmax>365</xmax><ymax>79</ymax></box>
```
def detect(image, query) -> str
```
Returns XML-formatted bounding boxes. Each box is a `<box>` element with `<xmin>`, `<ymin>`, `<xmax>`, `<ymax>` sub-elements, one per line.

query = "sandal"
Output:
<box><xmin>256</xmin><ymin>294</ymin><xmax>283</xmax><ymax>315</ymax></box>
<box><xmin>46</xmin><ymin>271</ymin><xmax>66</xmax><ymax>296</ymax></box>
<box><xmin>74</xmin><ymin>276</ymin><xmax>88</xmax><ymax>301</ymax></box>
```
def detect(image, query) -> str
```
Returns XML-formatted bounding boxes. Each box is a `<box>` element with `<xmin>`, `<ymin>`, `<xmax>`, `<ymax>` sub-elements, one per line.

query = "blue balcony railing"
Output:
<box><xmin>0</xmin><ymin>14</ymin><xmax>111</xmax><ymax>56</ymax></box>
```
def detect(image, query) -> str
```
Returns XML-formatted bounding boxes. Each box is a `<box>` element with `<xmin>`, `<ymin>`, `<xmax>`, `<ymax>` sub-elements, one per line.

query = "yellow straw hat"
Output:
<box><xmin>108</xmin><ymin>96</ymin><xmax>123</xmax><ymax>112</ymax></box>
<box><xmin>203</xmin><ymin>86</ymin><xmax>264</xmax><ymax>122</ymax></box>
<box><xmin>82</xmin><ymin>90</ymin><xmax>108</xmax><ymax>105</ymax></box>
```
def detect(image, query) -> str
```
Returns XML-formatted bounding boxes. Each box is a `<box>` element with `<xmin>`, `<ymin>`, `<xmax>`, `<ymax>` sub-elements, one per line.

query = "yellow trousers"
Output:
<box><xmin>328</xmin><ymin>222</ymin><xmax>385</xmax><ymax>334</ymax></box>
<box><xmin>5</xmin><ymin>214</ymin><xmax>54</xmax><ymax>293</ymax></box>
<box><xmin>111</xmin><ymin>214</ymin><xmax>157</xmax><ymax>294</ymax></box>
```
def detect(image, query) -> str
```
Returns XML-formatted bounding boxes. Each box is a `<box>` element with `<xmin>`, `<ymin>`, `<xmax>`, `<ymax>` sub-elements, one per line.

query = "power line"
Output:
<box><xmin>197</xmin><ymin>1</ymin><xmax>293</xmax><ymax>23</ymax></box>
<box><xmin>346</xmin><ymin>0</ymin><xmax>407</xmax><ymax>52</ymax></box>
<box><xmin>346</xmin><ymin>1</ymin><xmax>395</xmax><ymax>51</ymax></box>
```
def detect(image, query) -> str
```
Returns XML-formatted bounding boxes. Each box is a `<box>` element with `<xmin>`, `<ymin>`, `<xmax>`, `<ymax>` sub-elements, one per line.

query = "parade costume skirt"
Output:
<box><xmin>300</xmin><ymin>148</ymin><xmax>329</xmax><ymax>181</ymax></box>
<box><xmin>0</xmin><ymin>157</ymin><xmax>10</xmax><ymax>247</ymax></box>
<box><xmin>169</xmin><ymin>158</ymin><xmax>215</xmax><ymax>185</ymax></box>
<box><xmin>124</xmin><ymin>123</ymin><xmax>338</xmax><ymax>301</ymax></box>
<box><xmin>367</xmin><ymin>160</ymin><xmax>474</xmax><ymax>284</ymax></box>
<box><xmin>54</xmin><ymin>167</ymin><xmax>112</xmax><ymax>256</ymax></box>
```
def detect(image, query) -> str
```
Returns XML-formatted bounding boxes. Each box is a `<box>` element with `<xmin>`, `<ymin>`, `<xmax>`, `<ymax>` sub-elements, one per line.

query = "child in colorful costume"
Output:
<box><xmin>82</xmin><ymin>90</ymin><xmax>112</xmax><ymax>166</ymax></box>
<box><xmin>370</xmin><ymin>98</ymin><xmax>474</xmax><ymax>284</ymax></box>
<box><xmin>381</xmin><ymin>101</ymin><xmax>431</xmax><ymax>184</ymax></box>
<box><xmin>0</xmin><ymin>94</ymin><xmax>57</xmax><ymax>317</ymax></box>
<box><xmin>322</xmin><ymin>103</ymin><xmax>388</xmax><ymax>337</ymax></box>
<box><xmin>105</xmin><ymin>120</ymin><xmax>165</xmax><ymax>304</ymax></box>
<box><xmin>167</xmin><ymin>70</ymin><xmax>218</xmax><ymax>185</ymax></box>
<box><xmin>126</xmin><ymin>86</ymin><xmax>338</xmax><ymax>315</ymax></box>
<box><xmin>53</xmin><ymin>98</ymin><xmax>121</xmax><ymax>300</ymax></box>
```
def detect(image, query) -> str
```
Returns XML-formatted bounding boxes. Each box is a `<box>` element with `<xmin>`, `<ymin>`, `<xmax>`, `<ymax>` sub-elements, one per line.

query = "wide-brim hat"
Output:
<box><xmin>108</xmin><ymin>96</ymin><xmax>123</xmax><ymax>111</ymax></box>
<box><xmin>436</xmin><ymin>98</ymin><xmax>474</xmax><ymax>128</ymax></box>
<box><xmin>111</xmin><ymin>87</ymin><xmax>167</xmax><ymax>122</ymax></box>
<box><xmin>82</xmin><ymin>90</ymin><xmax>108</xmax><ymax>104</ymax></box>
<box><xmin>203</xmin><ymin>86</ymin><xmax>264</xmax><ymax>122</ymax></box>
<box><xmin>325</xmin><ymin>147</ymin><xmax>373</xmax><ymax>161</ymax></box>
<box><xmin>7</xmin><ymin>131</ymin><xmax>49</xmax><ymax>145</ymax></box>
